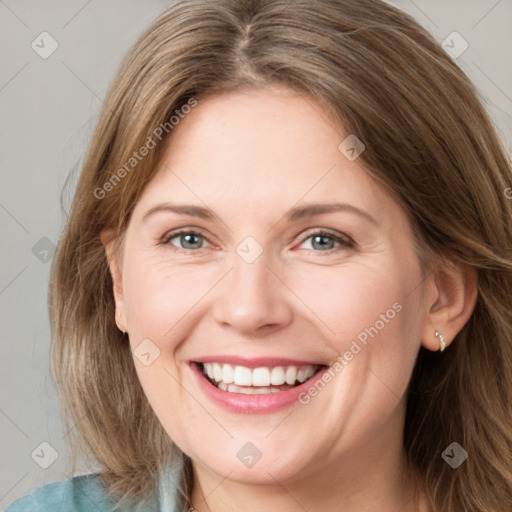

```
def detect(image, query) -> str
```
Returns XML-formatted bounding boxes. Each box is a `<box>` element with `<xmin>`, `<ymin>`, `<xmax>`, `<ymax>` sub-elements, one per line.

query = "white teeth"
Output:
<box><xmin>285</xmin><ymin>366</ymin><xmax>297</xmax><ymax>385</ymax></box>
<box><xmin>270</xmin><ymin>366</ymin><xmax>285</xmax><ymax>385</ymax></box>
<box><xmin>222</xmin><ymin>364</ymin><xmax>234</xmax><ymax>384</ymax></box>
<box><xmin>201</xmin><ymin>362</ymin><xmax>319</xmax><ymax>389</ymax></box>
<box><xmin>227</xmin><ymin>384</ymin><xmax>291</xmax><ymax>394</ymax></box>
<box><xmin>297</xmin><ymin>366</ymin><xmax>315</xmax><ymax>383</ymax></box>
<box><xmin>213</xmin><ymin>363</ymin><xmax>222</xmax><ymax>381</ymax></box>
<box><xmin>252</xmin><ymin>367</ymin><xmax>271</xmax><ymax>387</ymax></box>
<box><xmin>233</xmin><ymin>366</ymin><xmax>252</xmax><ymax>386</ymax></box>
<box><xmin>227</xmin><ymin>383</ymin><xmax>240</xmax><ymax>393</ymax></box>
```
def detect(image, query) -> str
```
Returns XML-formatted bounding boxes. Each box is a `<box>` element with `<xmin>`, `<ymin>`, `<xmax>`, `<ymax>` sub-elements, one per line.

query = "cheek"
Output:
<box><xmin>288</xmin><ymin>260</ymin><xmax>423</xmax><ymax>448</ymax></box>
<box><xmin>293</xmin><ymin>256</ymin><xmax>423</xmax><ymax>391</ymax></box>
<box><xmin>292</xmin><ymin>260</ymin><xmax>409</xmax><ymax>343</ymax></box>
<box><xmin>122</xmin><ymin>254</ymin><xmax>209</xmax><ymax>340</ymax></box>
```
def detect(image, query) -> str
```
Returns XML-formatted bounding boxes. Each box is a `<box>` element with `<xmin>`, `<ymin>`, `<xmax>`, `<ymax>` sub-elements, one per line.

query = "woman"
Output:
<box><xmin>6</xmin><ymin>0</ymin><xmax>512</xmax><ymax>511</ymax></box>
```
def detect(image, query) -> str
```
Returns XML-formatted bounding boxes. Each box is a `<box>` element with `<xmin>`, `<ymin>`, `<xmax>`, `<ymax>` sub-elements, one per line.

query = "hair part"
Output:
<box><xmin>49</xmin><ymin>1</ymin><xmax>512</xmax><ymax>510</ymax></box>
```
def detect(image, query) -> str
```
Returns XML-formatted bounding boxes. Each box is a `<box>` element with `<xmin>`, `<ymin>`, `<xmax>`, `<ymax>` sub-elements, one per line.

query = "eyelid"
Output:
<box><xmin>161</xmin><ymin>228</ymin><xmax>211</xmax><ymax>247</ymax></box>
<box><xmin>297</xmin><ymin>228</ymin><xmax>354</xmax><ymax>246</ymax></box>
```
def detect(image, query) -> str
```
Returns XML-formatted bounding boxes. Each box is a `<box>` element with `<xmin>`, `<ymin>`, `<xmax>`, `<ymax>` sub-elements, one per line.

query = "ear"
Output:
<box><xmin>100</xmin><ymin>229</ymin><xmax>128</xmax><ymax>334</ymax></box>
<box><xmin>420</xmin><ymin>261</ymin><xmax>478</xmax><ymax>351</ymax></box>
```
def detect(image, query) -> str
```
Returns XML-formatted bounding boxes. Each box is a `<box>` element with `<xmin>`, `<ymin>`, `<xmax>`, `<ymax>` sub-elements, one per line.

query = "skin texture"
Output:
<box><xmin>103</xmin><ymin>85</ymin><xmax>477</xmax><ymax>512</ymax></box>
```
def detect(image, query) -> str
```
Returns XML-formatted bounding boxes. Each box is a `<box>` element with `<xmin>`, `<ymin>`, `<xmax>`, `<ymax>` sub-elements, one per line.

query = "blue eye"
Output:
<box><xmin>162</xmin><ymin>230</ymin><xmax>208</xmax><ymax>251</ymax></box>
<box><xmin>161</xmin><ymin>229</ymin><xmax>354</xmax><ymax>254</ymax></box>
<box><xmin>298</xmin><ymin>230</ymin><xmax>354</xmax><ymax>252</ymax></box>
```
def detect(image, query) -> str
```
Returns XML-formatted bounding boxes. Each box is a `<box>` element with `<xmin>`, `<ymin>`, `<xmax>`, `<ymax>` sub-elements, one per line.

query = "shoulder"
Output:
<box><xmin>4</xmin><ymin>474</ymin><xmax>117</xmax><ymax>512</ymax></box>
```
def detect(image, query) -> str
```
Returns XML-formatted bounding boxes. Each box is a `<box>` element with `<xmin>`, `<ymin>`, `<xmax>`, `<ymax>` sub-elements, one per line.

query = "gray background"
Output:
<box><xmin>1</xmin><ymin>0</ymin><xmax>511</xmax><ymax>508</ymax></box>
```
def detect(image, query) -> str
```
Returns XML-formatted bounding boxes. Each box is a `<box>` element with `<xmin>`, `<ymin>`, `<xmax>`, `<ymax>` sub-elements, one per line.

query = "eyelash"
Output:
<box><xmin>160</xmin><ymin>228</ymin><xmax>355</xmax><ymax>255</ymax></box>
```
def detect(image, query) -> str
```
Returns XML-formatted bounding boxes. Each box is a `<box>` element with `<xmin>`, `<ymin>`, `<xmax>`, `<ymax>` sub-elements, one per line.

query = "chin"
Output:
<box><xmin>194</xmin><ymin>446</ymin><xmax>313</xmax><ymax>485</ymax></box>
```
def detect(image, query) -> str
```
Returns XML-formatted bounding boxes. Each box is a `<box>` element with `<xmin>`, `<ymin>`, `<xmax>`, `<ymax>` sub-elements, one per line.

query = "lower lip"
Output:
<box><xmin>190</xmin><ymin>362</ymin><xmax>327</xmax><ymax>414</ymax></box>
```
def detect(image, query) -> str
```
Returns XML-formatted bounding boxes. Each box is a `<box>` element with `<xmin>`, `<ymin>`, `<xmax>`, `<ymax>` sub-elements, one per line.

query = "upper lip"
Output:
<box><xmin>192</xmin><ymin>355</ymin><xmax>327</xmax><ymax>368</ymax></box>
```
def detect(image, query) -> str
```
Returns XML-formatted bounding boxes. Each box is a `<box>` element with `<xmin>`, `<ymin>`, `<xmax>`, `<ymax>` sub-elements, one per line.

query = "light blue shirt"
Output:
<box><xmin>5</xmin><ymin>463</ymin><xmax>182</xmax><ymax>512</ymax></box>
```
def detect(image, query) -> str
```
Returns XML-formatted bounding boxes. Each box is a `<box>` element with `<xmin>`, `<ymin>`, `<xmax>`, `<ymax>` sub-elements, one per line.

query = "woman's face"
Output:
<box><xmin>110</xmin><ymin>85</ymin><xmax>430</xmax><ymax>484</ymax></box>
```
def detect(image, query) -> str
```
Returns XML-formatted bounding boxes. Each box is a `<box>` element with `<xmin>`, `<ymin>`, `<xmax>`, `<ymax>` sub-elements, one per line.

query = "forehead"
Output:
<box><xmin>132</xmin><ymin>86</ymin><xmax>399</xmax><ymax>228</ymax></box>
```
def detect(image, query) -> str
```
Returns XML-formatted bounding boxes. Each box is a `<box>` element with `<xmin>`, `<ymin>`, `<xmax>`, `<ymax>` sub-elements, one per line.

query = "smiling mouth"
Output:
<box><xmin>195</xmin><ymin>362</ymin><xmax>326</xmax><ymax>395</ymax></box>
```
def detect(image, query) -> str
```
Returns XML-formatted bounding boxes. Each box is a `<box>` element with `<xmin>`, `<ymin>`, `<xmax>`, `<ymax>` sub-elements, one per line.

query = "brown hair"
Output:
<box><xmin>49</xmin><ymin>0</ymin><xmax>512</xmax><ymax>510</ymax></box>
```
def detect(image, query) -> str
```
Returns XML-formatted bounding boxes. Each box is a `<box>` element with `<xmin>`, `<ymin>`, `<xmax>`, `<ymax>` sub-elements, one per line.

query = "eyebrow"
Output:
<box><xmin>286</xmin><ymin>203</ymin><xmax>378</xmax><ymax>225</ymax></box>
<box><xmin>142</xmin><ymin>202</ymin><xmax>378</xmax><ymax>226</ymax></box>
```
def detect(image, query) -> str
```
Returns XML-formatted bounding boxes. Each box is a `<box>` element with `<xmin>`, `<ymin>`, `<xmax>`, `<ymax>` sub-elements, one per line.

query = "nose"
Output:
<box><xmin>212</xmin><ymin>249</ymin><xmax>294</xmax><ymax>336</ymax></box>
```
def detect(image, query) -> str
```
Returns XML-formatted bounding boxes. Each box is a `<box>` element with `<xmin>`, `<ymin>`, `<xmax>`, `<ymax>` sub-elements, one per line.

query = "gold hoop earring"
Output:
<box><xmin>435</xmin><ymin>330</ymin><xmax>446</xmax><ymax>352</ymax></box>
